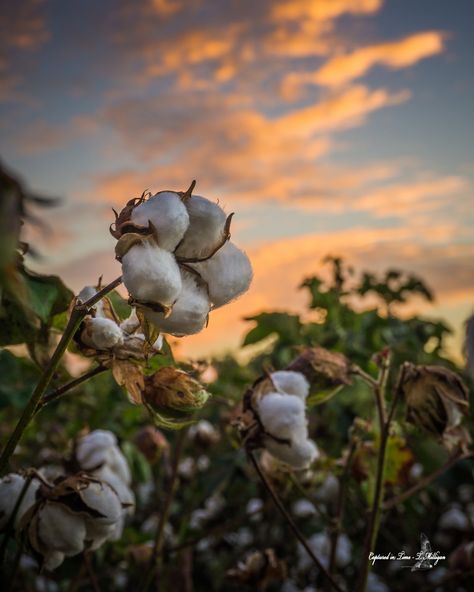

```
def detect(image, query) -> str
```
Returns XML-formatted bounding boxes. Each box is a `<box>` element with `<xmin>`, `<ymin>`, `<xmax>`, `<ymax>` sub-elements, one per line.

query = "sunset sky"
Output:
<box><xmin>1</xmin><ymin>0</ymin><xmax>473</xmax><ymax>360</ymax></box>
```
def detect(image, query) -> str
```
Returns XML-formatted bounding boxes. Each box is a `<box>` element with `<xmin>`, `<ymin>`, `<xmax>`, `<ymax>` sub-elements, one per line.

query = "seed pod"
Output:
<box><xmin>121</xmin><ymin>239</ymin><xmax>182</xmax><ymax>309</ymax></box>
<box><xmin>0</xmin><ymin>473</ymin><xmax>40</xmax><ymax>530</ymax></box>
<box><xmin>287</xmin><ymin>346</ymin><xmax>352</xmax><ymax>390</ymax></box>
<box><xmin>190</xmin><ymin>242</ymin><xmax>252</xmax><ymax>308</ymax></box>
<box><xmin>400</xmin><ymin>363</ymin><xmax>470</xmax><ymax>447</ymax></box>
<box><xmin>144</xmin><ymin>269</ymin><xmax>210</xmax><ymax>336</ymax></box>
<box><xmin>142</xmin><ymin>367</ymin><xmax>210</xmax><ymax>413</ymax></box>
<box><xmin>130</xmin><ymin>191</ymin><xmax>190</xmax><ymax>251</ymax></box>
<box><xmin>226</xmin><ymin>548</ymin><xmax>287</xmax><ymax>589</ymax></box>
<box><xmin>81</xmin><ymin>317</ymin><xmax>124</xmax><ymax>350</ymax></box>
<box><xmin>175</xmin><ymin>195</ymin><xmax>227</xmax><ymax>259</ymax></box>
<box><xmin>134</xmin><ymin>426</ymin><xmax>169</xmax><ymax>464</ymax></box>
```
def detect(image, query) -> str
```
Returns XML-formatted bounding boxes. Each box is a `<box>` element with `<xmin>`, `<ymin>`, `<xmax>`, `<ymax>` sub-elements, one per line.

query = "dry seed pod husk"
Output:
<box><xmin>400</xmin><ymin>363</ymin><xmax>470</xmax><ymax>446</ymax></box>
<box><xmin>134</xmin><ymin>426</ymin><xmax>169</xmax><ymax>464</ymax></box>
<box><xmin>225</xmin><ymin>549</ymin><xmax>287</xmax><ymax>590</ymax></box>
<box><xmin>143</xmin><ymin>367</ymin><xmax>210</xmax><ymax>413</ymax></box>
<box><xmin>287</xmin><ymin>346</ymin><xmax>352</xmax><ymax>390</ymax></box>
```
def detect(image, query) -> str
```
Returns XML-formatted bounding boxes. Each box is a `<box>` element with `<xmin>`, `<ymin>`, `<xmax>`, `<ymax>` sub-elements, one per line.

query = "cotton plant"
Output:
<box><xmin>0</xmin><ymin>428</ymin><xmax>135</xmax><ymax>572</ymax></box>
<box><xmin>110</xmin><ymin>181</ymin><xmax>252</xmax><ymax>339</ymax></box>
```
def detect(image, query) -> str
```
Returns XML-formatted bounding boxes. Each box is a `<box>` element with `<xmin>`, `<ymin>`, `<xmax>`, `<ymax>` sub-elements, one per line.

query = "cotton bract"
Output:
<box><xmin>144</xmin><ymin>270</ymin><xmax>210</xmax><ymax>336</ymax></box>
<box><xmin>121</xmin><ymin>241</ymin><xmax>182</xmax><ymax>307</ymax></box>
<box><xmin>175</xmin><ymin>195</ymin><xmax>227</xmax><ymax>259</ymax></box>
<box><xmin>190</xmin><ymin>242</ymin><xmax>252</xmax><ymax>308</ymax></box>
<box><xmin>131</xmin><ymin>191</ymin><xmax>190</xmax><ymax>251</ymax></box>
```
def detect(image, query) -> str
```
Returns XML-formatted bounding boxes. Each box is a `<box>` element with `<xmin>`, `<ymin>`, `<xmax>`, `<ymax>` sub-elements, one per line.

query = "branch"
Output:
<box><xmin>248</xmin><ymin>451</ymin><xmax>344</xmax><ymax>592</ymax></box>
<box><xmin>383</xmin><ymin>451</ymin><xmax>472</xmax><ymax>511</ymax></box>
<box><xmin>38</xmin><ymin>365</ymin><xmax>108</xmax><ymax>409</ymax></box>
<box><xmin>0</xmin><ymin>276</ymin><xmax>122</xmax><ymax>474</ymax></box>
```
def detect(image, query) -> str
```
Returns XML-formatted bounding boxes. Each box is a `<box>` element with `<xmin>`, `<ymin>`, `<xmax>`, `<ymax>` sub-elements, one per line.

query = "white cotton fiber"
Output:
<box><xmin>121</xmin><ymin>241</ymin><xmax>182</xmax><ymax>306</ymax></box>
<box><xmin>175</xmin><ymin>195</ymin><xmax>227</xmax><ymax>259</ymax></box>
<box><xmin>144</xmin><ymin>269</ymin><xmax>210</xmax><ymax>336</ymax></box>
<box><xmin>36</xmin><ymin>502</ymin><xmax>87</xmax><ymax>556</ymax></box>
<box><xmin>0</xmin><ymin>474</ymin><xmax>40</xmax><ymax>530</ymax></box>
<box><xmin>264</xmin><ymin>436</ymin><xmax>319</xmax><ymax>470</ymax></box>
<box><xmin>81</xmin><ymin>317</ymin><xmax>124</xmax><ymax>350</ymax></box>
<box><xmin>80</xmin><ymin>481</ymin><xmax>122</xmax><ymax>526</ymax></box>
<box><xmin>77</xmin><ymin>285</ymin><xmax>105</xmax><ymax>317</ymax></box>
<box><xmin>257</xmin><ymin>392</ymin><xmax>306</xmax><ymax>438</ymax></box>
<box><xmin>191</xmin><ymin>242</ymin><xmax>252</xmax><ymax>308</ymax></box>
<box><xmin>270</xmin><ymin>371</ymin><xmax>310</xmax><ymax>401</ymax></box>
<box><xmin>131</xmin><ymin>191</ymin><xmax>189</xmax><ymax>251</ymax></box>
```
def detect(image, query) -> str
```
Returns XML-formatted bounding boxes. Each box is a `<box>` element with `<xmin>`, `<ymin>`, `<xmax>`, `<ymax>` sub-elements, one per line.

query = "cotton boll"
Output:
<box><xmin>76</xmin><ymin>430</ymin><xmax>117</xmax><ymax>471</ymax></box>
<box><xmin>81</xmin><ymin>317</ymin><xmax>124</xmax><ymax>350</ymax></box>
<box><xmin>131</xmin><ymin>192</ymin><xmax>189</xmax><ymax>251</ymax></box>
<box><xmin>292</xmin><ymin>499</ymin><xmax>316</xmax><ymax>518</ymax></box>
<box><xmin>80</xmin><ymin>481</ymin><xmax>123</xmax><ymax>525</ymax></box>
<box><xmin>0</xmin><ymin>474</ymin><xmax>40</xmax><ymax>530</ymax></box>
<box><xmin>258</xmin><ymin>392</ymin><xmax>306</xmax><ymax>438</ymax></box>
<box><xmin>43</xmin><ymin>551</ymin><xmax>65</xmax><ymax>571</ymax></box>
<box><xmin>270</xmin><ymin>371</ymin><xmax>310</xmax><ymax>401</ymax></box>
<box><xmin>175</xmin><ymin>195</ymin><xmax>227</xmax><ymax>259</ymax></box>
<box><xmin>36</xmin><ymin>502</ymin><xmax>87</xmax><ymax>556</ymax></box>
<box><xmin>106</xmin><ymin>445</ymin><xmax>132</xmax><ymax>486</ymax></box>
<box><xmin>144</xmin><ymin>270</ymin><xmax>210</xmax><ymax>336</ymax></box>
<box><xmin>438</xmin><ymin>506</ymin><xmax>469</xmax><ymax>531</ymax></box>
<box><xmin>264</xmin><ymin>436</ymin><xmax>318</xmax><ymax>470</ymax></box>
<box><xmin>77</xmin><ymin>286</ymin><xmax>105</xmax><ymax>317</ymax></box>
<box><xmin>93</xmin><ymin>465</ymin><xmax>135</xmax><ymax>510</ymax></box>
<box><xmin>190</xmin><ymin>242</ymin><xmax>252</xmax><ymax>308</ymax></box>
<box><xmin>121</xmin><ymin>241</ymin><xmax>182</xmax><ymax>307</ymax></box>
<box><xmin>120</xmin><ymin>309</ymin><xmax>141</xmax><ymax>335</ymax></box>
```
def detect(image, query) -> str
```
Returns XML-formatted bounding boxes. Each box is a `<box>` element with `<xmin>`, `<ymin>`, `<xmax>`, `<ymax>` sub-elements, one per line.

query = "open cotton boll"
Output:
<box><xmin>80</xmin><ymin>481</ymin><xmax>123</xmax><ymax>525</ymax></box>
<box><xmin>121</xmin><ymin>241</ymin><xmax>182</xmax><ymax>306</ymax></box>
<box><xmin>131</xmin><ymin>191</ymin><xmax>190</xmax><ymax>251</ymax></box>
<box><xmin>35</xmin><ymin>502</ymin><xmax>87</xmax><ymax>557</ymax></box>
<box><xmin>81</xmin><ymin>317</ymin><xmax>124</xmax><ymax>350</ymax></box>
<box><xmin>0</xmin><ymin>474</ymin><xmax>40</xmax><ymax>530</ymax></box>
<box><xmin>105</xmin><ymin>445</ymin><xmax>132</xmax><ymax>485</ymax></box>
<box><xmin>76</xmin><ymin>430</ymin><xmax>117</xmax><ymax>471</ymax></box>
<box><xmin>270</xmin><ymin>371</ymin><xmax>310</xmax><ymax>401</ymax></box>
<box><xmin>43</xmin><ymin>551</ymin><xmax>66</xmax><ymax>571</ymax></box>
<box><xmin>258</xmin><ymin>392</ymin><xmax>306</xmax><ymax>438</ymax></box>
<box><xmin>93</xmin><ymin>465</ymin><xmax>135</xmax><ymax>509</ymax></box>
<box><xmin>190</xmin><ymin>242</ymin><xmax>252</xmax><ymax>308</ymax></box>
<box><xmin>264</xmin><ymin>436</ymin><xmax>318</xmax><ymax>470</ymax></box>
<box><xmin>144</xmin><ymin>270</ymin><xmax>210</xmax><ymax>336</ymax></box>
<box><xmin>175</xmin><ymin>195</ymin><xmax>227</xmax><ymax>259</ymax></box>
<box><xmin>77</xmin><ymin>285</ymin><xmax>105</xmax><ymax>317</ymax></box>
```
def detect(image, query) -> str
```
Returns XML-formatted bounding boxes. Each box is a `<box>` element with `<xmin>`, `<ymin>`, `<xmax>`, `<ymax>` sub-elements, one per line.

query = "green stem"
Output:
<box><xmin>0</xmin><ymin>276</ymin><xmax>122</xmax><ymax>474</ymax></box>
<box><xmin>141</xmin><ymin>430</ymin><xmax>187</xmax><ymax>592</ymax></box>
<box><xmin>248</xmin><ymin>451</ymin><xmax>344</xmax><ymax>592</ymax></box>
<box><xmin>356</xmin><ymin>350</ymin><xmax>392</xmax><ymax>592</ymax></box>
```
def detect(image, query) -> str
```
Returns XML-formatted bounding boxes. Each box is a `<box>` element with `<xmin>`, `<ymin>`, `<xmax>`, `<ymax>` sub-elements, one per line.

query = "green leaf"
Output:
<box><xmin>108</xmin><ymin>290</ymin><xmax>132</xmax><ymax>321</ymax></box>
<box><xmin>24</xmin><ymin>270</ymin><xmax>73</xmax><ymax>324</ymax></box>
<box><xmin>307</xmin><ymin>384</ymin><xmax>344</xmax><ymax>407</ymax></box>
<box><xmin>121</xmin><ymin>441</ymin><xmax>152</xmax><ymax>483</ymax></box>
<box><xmin>0</xmin><ymin>350</ymin><xmax>40</xmax><ymax>408</ymax></box>
<box><xmin>243</xmin><ymin>312</ymin><xmax>302</xmax><ymax>346</ymax></box>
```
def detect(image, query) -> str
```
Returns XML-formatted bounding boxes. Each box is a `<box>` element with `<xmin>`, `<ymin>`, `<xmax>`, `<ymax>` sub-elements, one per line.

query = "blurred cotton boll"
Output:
<box><xmin>121</xmin><ymin>240</ymin><xmax>182</xmax><ymax>308</ymax></box>
<box><xmin>298</xmin><ymin>531</ymin><xmax>352</xmax><ymax>572</ymax></box>
<box><xmin>292</xmin><ymin>499</ymin><xmax>317</xmax><ymax>518</ymax></box>
<box><xmin>190</xmin><ymin>242</ymin><xmax>253</xmax><ymax>308</ymax></box>
<box><xmin>270</xmin><ymin>371</ymin><xmax>310</xmax><ymax>401</ymax></box>
<box><xmin>130</xmin><ymin>191</ymin><xmax>190</xmax><ymax>251</ymax></box>
<box><xmin>258</xmin><ymin>392</ymin><xmax>306</xmax><ymax>438</ymax></box>
<box><xmin>0</xmin><ymin>473</ymin><xmax>41</xmax><ymax>530</ymax></box>
<box><xmin>438</xmin><ymin>505</ymin><xmax>469</xmax><ymax>531</ymax></box>
<box><xmin>81</xmin><ymin>317</ymin><xmax>124</xmax><ymax>350</ymax></box>
<box><xmin>75</xmin><ymin>429</ymin><xmax>131</xmax><ymax>485</ymax></box>
<box><xmin>264</xmin><ymin>436</ymin><xmax>319</xmax><ymax>471</ymax></box>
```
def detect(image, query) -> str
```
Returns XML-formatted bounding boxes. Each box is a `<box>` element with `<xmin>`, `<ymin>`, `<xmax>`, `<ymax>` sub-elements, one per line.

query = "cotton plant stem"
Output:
<box><xmin>327</xmin><ymin>441</ymin><xmax>356</xmax><ymax>583</ymax></box>
<box><xmin>248</xmin><ymin>451</ymin><xmax>345</xmax><ymax>592</ymax></box>
<box><xmin>38</xmin><ymin>365</ymin><xmax>108</xmax><ymax>410</ymax></box>
<box><xmin>0</xmin><ymin>276</ymin><xmax>122</xmax><ymax>474</ymax></box>
<box><xmin>356</xmin><ymin>351</ymin><xmax>392</xmax><ymax>592</ymax></box>
<box><xmin>383</xmin><ymin>450</ymin><xmax>472</xmax><ymax>511</ymax></box>
<box><xmin>142</xmin><ymin>430</ymin><xmax>187</xmax><ymax>592</ymax></box>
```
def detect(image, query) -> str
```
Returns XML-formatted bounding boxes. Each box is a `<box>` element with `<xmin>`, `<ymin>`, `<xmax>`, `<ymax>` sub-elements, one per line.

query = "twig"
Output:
<box><xmin>327</xmin><ymin>441</ymin><xmax>356</xmax><ymax>582</ymax></box>
<box><xmin>84</xmin><ymin>551</ymin><xmax>101</xmax><ymax>592</ymax></box>
<box><xmin>351</xmin><ymin>366</ymin><xmax>378</xmax><ymax>389</ymax></box>
<box><xmin>248</xmin><ymin>451</ymin><xmax>344</xmax><ymax>592</ymax></box>
<box><xmin>38</xmin><ymin>365</ymin><xmax>108</xmax><ymax>409</ymax></box>
<box><xmin>0</xmin><ymin>276</ymin><xmax>122</xmax><ymax>474</ymax></box>
<box><xmin>141</xmin><ymin>430</ymin><xmax>187</xmax><ymax>592</ymax></box>
<box><xmin>384</xmin><ymin>451</ymin><xmax>472</xmax><ymax>511</ymax></box>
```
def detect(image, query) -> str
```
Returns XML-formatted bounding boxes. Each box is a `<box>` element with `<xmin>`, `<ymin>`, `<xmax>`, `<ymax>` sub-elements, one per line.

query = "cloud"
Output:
<box><xmin>271</xmin><ymin>0</ymin><xmax>382</xmax><ymax>22</ymax></box>
<box><xmin>282</xmin><ymin>31</ymin><xmax>444</xmax><ymax>96</ymax></box>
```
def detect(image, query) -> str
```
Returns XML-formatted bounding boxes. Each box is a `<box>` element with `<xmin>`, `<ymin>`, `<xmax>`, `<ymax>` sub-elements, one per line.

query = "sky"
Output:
<box><xmin>1</xmin><ymin>0</ymin><xmax>473</xmax><ymax>360</ymax></box>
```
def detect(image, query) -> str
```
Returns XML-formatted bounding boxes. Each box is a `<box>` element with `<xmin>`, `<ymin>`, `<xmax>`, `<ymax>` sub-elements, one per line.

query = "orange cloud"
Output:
<box><xmin>272</xmin><ymin>0</ymin><xmax>382</xmax><ymax>22</ymax></box>
<box><xmin>283</xmin><ymin>31</ymin><xmax>444</xmax><ymax>95</ymax></box>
